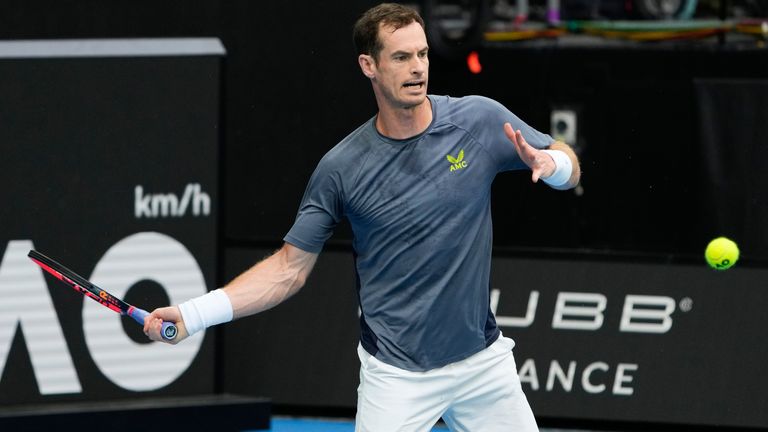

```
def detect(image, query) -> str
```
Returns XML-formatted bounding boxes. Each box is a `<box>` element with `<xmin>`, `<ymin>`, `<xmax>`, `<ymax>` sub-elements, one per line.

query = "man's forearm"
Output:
<box><xmin>223</xmin><ymin>244</ymin><xmax>318</xmax><ymax>319</ymax></box>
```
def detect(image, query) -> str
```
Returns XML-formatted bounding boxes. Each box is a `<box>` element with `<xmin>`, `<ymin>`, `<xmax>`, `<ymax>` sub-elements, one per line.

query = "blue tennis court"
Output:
<box><xmin>257</xmin><ymin>419</ymin><xmax>592</xmax><ymax>432</ymax></box>
<box><xmin>257</xmin><ymin>417</ymin><xmax>449</xmax><ymax>431</ymax></box>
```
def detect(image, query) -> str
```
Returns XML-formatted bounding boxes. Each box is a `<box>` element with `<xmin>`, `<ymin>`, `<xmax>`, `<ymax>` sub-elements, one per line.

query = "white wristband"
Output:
<box><xmin>178</xmin><ymin>288</ymin><xmax>233</xmax><ymax>336</ymax></box>
<box><xmin>540</xmin><ymin>149</ymin><xmax>572</xmax><ymax>187</ymax></box>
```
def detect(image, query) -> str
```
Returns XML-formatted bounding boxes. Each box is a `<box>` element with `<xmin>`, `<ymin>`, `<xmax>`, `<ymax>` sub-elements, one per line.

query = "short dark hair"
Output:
<box><xmin>353</xmin><ymin>3</ymin><xmax>425</xmax><ymax>61</ymax></box>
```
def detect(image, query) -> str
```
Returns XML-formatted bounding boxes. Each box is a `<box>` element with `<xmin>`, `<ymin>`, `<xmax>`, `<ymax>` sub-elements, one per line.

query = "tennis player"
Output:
<box><xmin>145</xmin><ymin>3</ymin><xmax>580</xmax><ymax>431</ymax></box>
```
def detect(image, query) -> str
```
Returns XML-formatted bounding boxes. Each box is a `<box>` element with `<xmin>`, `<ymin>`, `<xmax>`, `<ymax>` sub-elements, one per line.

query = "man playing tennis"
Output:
<box><xmin>145</xmin><ymin>3</ymin><xmax>580</xmax><ymax>431</ymax></box>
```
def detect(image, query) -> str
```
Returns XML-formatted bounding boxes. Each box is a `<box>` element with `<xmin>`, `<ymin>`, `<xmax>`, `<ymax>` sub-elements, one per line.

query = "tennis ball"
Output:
<box><xmin>705</xmin><ymin>237</ymin><xmax>739</xmax><ymax>270</ymax></box>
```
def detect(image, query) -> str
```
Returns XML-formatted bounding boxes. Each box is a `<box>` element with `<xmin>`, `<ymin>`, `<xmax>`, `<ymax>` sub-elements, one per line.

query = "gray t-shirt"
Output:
<box><xmin>284</xmin><ymin>94</ymin><xmax>553</xmax><ymax>371</ymax></box>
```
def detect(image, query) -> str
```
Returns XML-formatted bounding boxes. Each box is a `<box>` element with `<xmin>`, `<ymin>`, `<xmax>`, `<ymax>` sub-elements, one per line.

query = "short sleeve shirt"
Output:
<box><xmin>285</xmin><ymin>95</ymin><xmax>553</xmax><ymax>371</ymax></box>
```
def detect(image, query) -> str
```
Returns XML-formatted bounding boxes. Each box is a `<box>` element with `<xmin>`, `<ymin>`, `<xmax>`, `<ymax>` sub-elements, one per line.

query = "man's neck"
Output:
<box><xmin>375</xmin><ymin>97</ymin><xmax>432</xmax><ymax>140</ymax></box>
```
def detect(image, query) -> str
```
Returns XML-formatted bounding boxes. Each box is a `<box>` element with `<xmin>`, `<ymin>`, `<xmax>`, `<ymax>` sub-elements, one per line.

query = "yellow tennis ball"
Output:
<box><xmin>705</xmin><ymin>237</ymin><xmax>739</xmax><ymax>270</ymax></box>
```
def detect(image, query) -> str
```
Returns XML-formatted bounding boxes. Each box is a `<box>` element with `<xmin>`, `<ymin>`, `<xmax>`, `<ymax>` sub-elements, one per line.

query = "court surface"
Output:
<box><xmin>256</xmin><ymin>417</ymin><xmax>448</xmax><ymax>431</ymax></box>
<box><xmin>257</xmin><ymin>417</ymin><xmax>595</xmax><ymax>431</ymax></box>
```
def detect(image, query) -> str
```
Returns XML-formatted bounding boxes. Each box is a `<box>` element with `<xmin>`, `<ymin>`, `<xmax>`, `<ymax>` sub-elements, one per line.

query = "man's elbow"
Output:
<box><xmin>287</xmin><ymin>262</ymin><xmax>313</xmax><ymax>295</ymax></box>
<box><xmin>278</xmin><ymin>242</ymin><xmax>319</xmax><ymax>294</ymax></box>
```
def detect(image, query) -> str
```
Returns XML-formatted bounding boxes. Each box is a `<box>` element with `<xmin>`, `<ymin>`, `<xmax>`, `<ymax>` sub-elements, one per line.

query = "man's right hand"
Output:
<box><xmin>144</xmin><ymin>306</ymin><xmax>189</xmax><ymax>344</ymax></box>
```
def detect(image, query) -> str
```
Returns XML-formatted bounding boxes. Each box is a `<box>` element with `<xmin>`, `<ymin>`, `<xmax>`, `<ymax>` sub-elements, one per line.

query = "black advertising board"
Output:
<box><xmin>0</xmin><ymin>39</ymin><xmax>224</xmax><ymax>405</ymax></box>
<box><xmin>491</xmin><ymin>257</ymin><xmax>768</xmax><ymax>428</ymax></box>
<box><xmin>224</xmin><ymin>248</ymin><xmax>768</xmax><ymax>429</ymax></box>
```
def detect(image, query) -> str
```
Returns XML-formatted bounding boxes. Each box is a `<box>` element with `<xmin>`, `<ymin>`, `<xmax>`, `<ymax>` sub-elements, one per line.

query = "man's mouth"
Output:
<box><xmin>403</xmin><ymin>81</ymin><xmax>425</xmax><ymax>89</ymax></box>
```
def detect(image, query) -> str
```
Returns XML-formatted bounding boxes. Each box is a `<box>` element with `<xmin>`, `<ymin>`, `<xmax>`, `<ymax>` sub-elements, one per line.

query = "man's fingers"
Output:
<box><xmin>504</xmin><ymin>124</ymin><xmax>534</xmax><ymax>157</ymax></box>
<box><xmin>503</xmin><ymin>122</ymin><xmax>516</xmax><ymax>144</ymax></box>
<box><xmin>142</xmin><ymin>307</ymin><xmax>186</xmax><ymax>344</ymax></box>
<box><xmin>514</xmin><ymin>129</ymin><xmax>530</xmax><ymax>152</ymax></box>
<box><xmin>504</xmin><ymin>124</ymin><xmax>546</xmax><ymax>184</ymax></box>
<box><xmin>143</xmin><ymin>315</ymin><xmax>152</xmax><ymax>335</ymax></box>
<box><xmin>143</xmin><ymin>311</ymin><xmax>169</xmax><ymax>341</ymax></box>
<box><xmin>145</xmin><ymin>316</ymin><xmax>160</xmax><ymax>340</ymax></box>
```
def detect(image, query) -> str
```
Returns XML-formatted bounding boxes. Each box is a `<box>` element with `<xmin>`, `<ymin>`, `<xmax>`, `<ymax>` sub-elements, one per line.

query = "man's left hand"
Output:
<box><xmin>504</xmin><ymin>122</ymin><xmax>555</xmax><ymax>183</ymax></box>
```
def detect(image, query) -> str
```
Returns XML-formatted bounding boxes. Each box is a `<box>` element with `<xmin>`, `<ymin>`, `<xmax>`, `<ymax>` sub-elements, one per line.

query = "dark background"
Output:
<box><xmin>1</xmin><ymin>0</ymin><xmax>767</xmax><ymax>429</ymax></box>
<box><xmin>1</xmin><ymin>1</ymin><xmax>765</xmax><ymax>260</ymax></box>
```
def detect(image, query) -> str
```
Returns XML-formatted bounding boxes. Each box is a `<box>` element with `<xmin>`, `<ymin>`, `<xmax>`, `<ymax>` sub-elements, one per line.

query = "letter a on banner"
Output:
<box><xmin>0</xmin><ymin>240</ymin><xmax>81</xmax><ymax>394</ymax></box>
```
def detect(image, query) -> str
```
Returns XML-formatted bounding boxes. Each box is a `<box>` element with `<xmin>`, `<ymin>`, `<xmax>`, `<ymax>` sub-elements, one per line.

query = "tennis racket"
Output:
<box><xmin>28</xmin><ymin>249</ymin><xmax>178</xmax><ymax>340</ymax></box>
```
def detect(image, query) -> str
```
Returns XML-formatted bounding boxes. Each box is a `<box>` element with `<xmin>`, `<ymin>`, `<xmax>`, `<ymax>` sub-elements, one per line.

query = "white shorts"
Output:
<box><xmin>355</xmin><ymin>334</ymin><xmax>538</xmax><ymax>432</ymax></box>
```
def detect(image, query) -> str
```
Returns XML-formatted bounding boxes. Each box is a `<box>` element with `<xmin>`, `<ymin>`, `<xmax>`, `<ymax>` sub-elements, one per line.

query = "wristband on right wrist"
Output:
<box><xmin>178</xmin><ymin>288</ymin><xmax>233</xmax><ymax>336</ymax></box>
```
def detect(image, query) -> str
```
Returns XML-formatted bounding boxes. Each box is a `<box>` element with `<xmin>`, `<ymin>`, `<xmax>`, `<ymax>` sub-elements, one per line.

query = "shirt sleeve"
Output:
<box><xmin>469</xmin><ymin>96</ymin><xmax>554</xmax><ymax>173</ymax></box>
<box><xmin>283</xmin><ymin>158</ymin><xmax>344</xmax><ymax>253</ymax></box>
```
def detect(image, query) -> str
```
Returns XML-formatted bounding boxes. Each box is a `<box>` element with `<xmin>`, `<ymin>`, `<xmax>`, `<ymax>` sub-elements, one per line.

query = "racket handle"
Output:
<box><xmin>128</xmin><ymin>307</ymin><xmax>178</xmax><ymax>341</ymax></box>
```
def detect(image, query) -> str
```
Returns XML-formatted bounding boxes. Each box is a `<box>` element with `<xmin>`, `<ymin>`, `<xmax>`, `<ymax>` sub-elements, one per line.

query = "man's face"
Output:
<box><xmin>370</xmin><ymin>21</ymin><xmax>429</xmax><ymax>109</ymax></box>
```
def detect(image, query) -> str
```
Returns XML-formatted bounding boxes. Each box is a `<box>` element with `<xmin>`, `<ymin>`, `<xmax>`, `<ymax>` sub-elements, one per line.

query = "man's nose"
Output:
<box><xmin>411</xmin><ymin>57</ymin><xmax>426</xmax><ymax>74</ymax></box>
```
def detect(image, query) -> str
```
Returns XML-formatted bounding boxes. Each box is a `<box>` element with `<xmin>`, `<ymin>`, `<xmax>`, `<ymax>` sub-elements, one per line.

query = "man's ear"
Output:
<box><xmin>358</xmin><ymin>54</ymin><xmax>376</xmax><ymax>79</ymax></box>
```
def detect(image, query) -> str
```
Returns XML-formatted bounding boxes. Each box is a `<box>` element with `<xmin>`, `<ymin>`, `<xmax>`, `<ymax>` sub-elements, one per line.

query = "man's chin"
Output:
<box><xmin>399</xmin><ymin>93</ymin><xmax>428</xmax><ymax>109</ymax></box>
